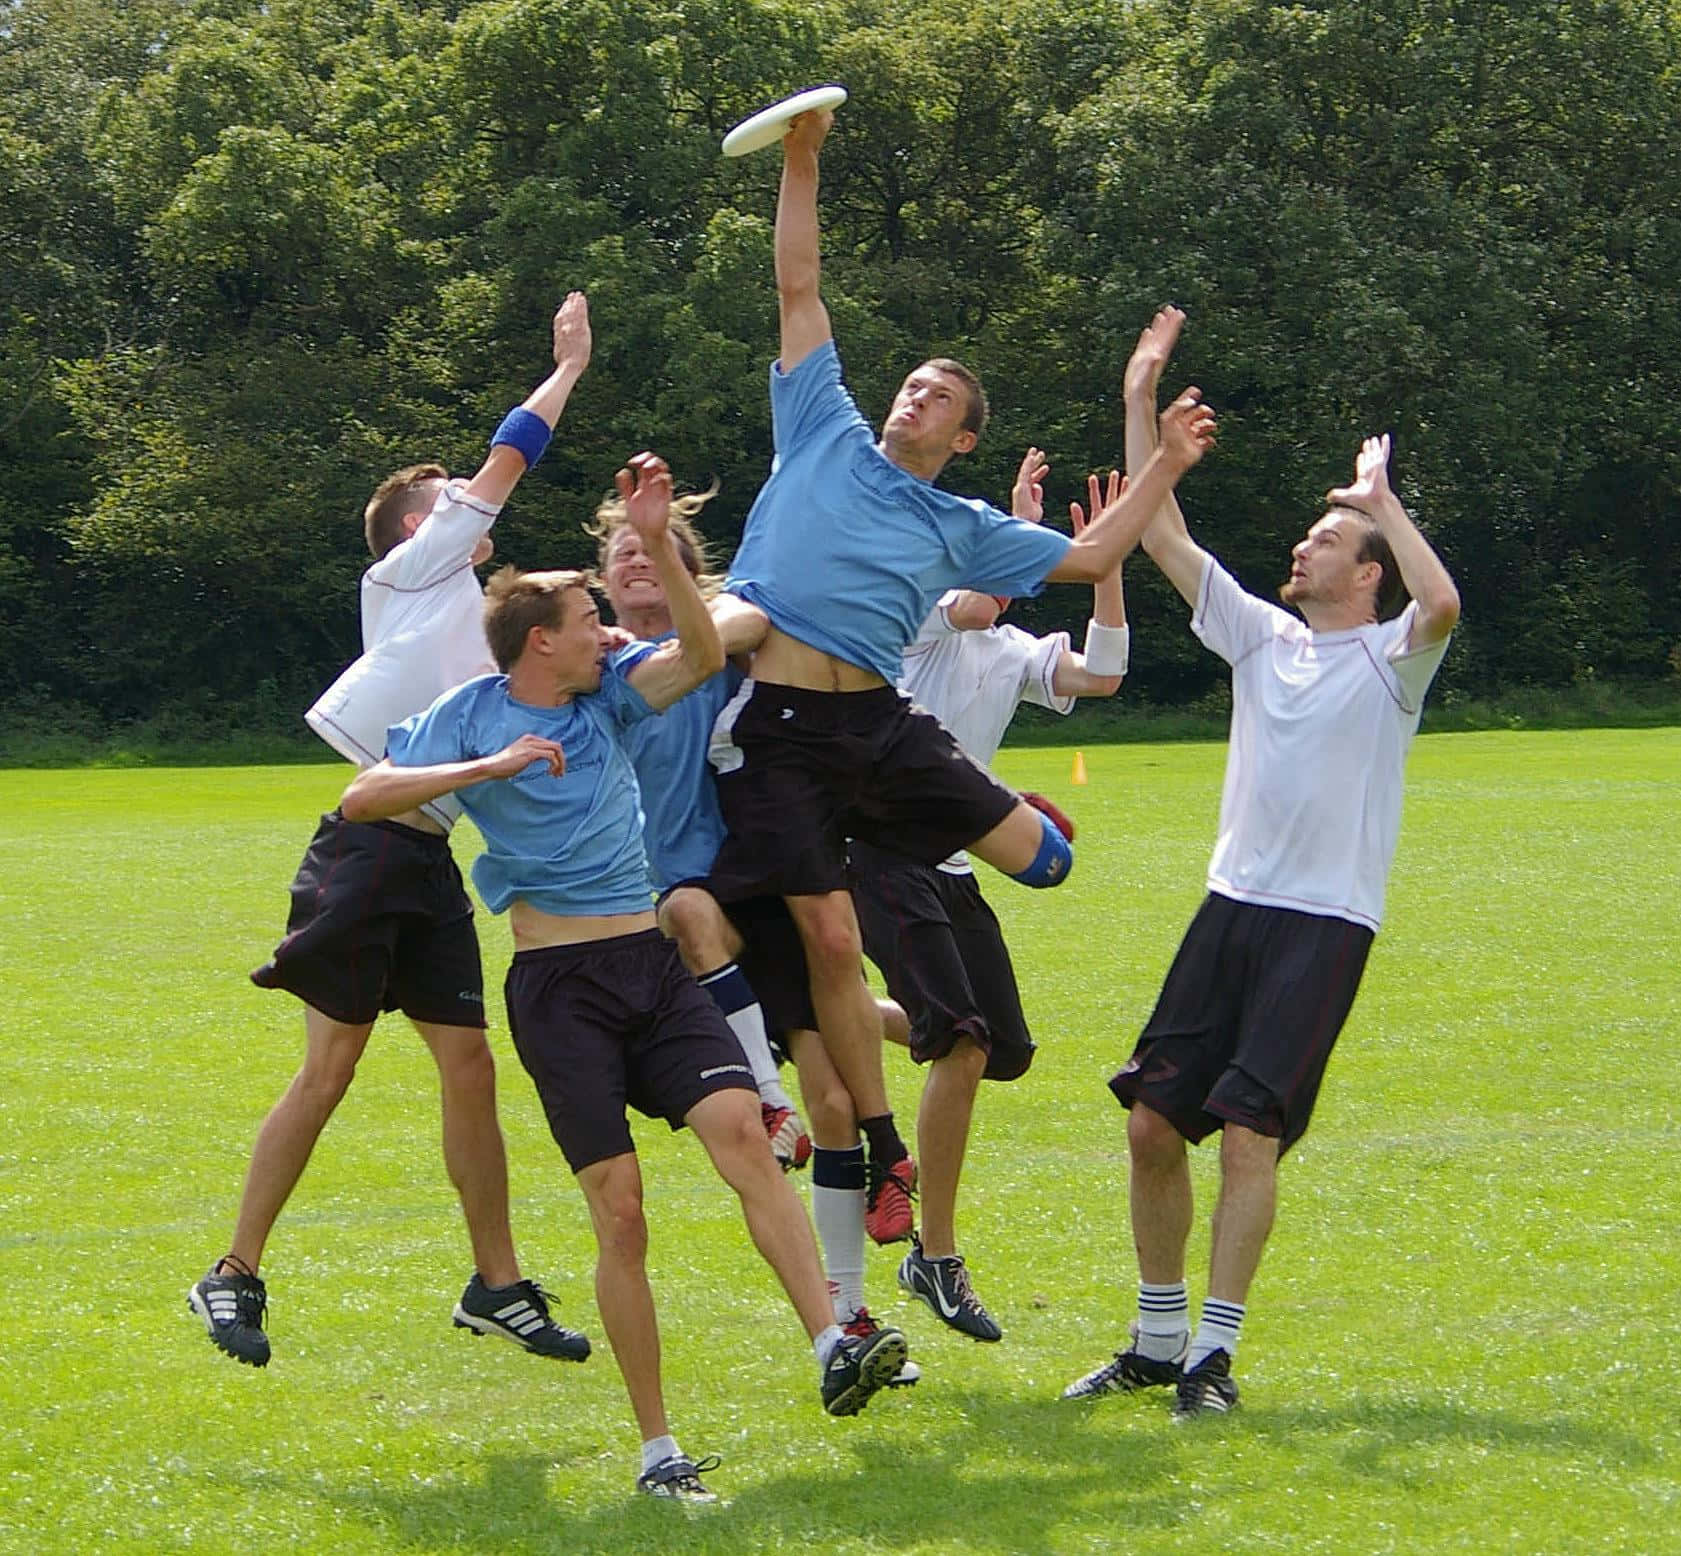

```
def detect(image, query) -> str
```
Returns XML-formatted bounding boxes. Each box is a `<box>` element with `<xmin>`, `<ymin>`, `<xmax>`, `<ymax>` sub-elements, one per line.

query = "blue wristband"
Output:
<box><xmin>489</xmin><ymin>407</ymin><xmax>552</xmax><ymax>468</ymax></box>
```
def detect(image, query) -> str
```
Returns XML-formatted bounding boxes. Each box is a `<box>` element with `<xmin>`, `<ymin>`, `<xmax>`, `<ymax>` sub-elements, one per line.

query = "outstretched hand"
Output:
<box><xmin>482</xmin><ymin>733</ymin><xmax>565</xmax><ymax>781</ymax></box>
<box><xmin>1070</xmin><ymin>468</ymin><xmax>1125</xmax><ymax>535</ymax></box>
<box><xmin>552</xmin><ymin>291</ymin><xmax>591</xmax><ymax>372</ymax></box>
<box><xmin>1326</xmin><ymin>433</ymin><xmax>1395</xmax><ymax>513</ymax></box>
<box><xmin>783</xmin><ymin>106</ymin><xmax>834</xmax><ymax>156</ymax></box>
<box><xmin>1125</xmin><ymin>306</ymin><xmax>1185</xmax><ymax>402</ymax></box>
<box><xmin>615</xmin><ymin>452</ymin><xmax>674</xmax><ymax>543</ymax></box>
<box><xmin>1158</xmin><ymin>388</ymin><xmax>1217</xmax><ymax>472</ymax></box>
<box><xmin>1012</xmin><ymin>447</ymin><xmax>1050</xmax><ymax>522</ymax></box>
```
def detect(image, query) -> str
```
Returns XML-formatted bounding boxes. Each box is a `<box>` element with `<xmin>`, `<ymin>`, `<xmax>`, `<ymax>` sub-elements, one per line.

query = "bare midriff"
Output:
<box><xmin>749</xmin><ymin>623</ymin><xmax>887</xmax><ymax>692</ymax></box>
<box><xmin>509</xmin><ymin>901</ymin><xmax>659</xmax><ymax>950</ymax></box>
<box><xmin>394</xmin><ymin>806</ymin><xmax>449</xmax><ymax>836</ymax></box>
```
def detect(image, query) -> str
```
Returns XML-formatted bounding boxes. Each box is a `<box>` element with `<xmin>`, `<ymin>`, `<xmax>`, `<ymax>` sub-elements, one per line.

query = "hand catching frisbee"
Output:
<box><xmin>722</xmin><ymin>85</ymin><xmax>848</xmax><ymax>157</ymax></box>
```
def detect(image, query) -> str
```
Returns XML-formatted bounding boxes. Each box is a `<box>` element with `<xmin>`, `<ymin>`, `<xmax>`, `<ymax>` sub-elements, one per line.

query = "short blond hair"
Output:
<box><xmin>482</xmin><ymin>566</ymin><xmax>597</xmax><ymax>672</ymax></box>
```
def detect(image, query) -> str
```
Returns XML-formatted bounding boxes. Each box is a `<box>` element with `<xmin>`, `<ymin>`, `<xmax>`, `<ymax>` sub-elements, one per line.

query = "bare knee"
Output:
<box><xmin>1219</xmin><ymin>1123</ymin><xmax>1280</xmax><ymax>1181</ymax></box>
<box><xmin>584</xmin><ymin>1170</ymin><xmax>649</xmax><ymax>1265</ymax></box>
<box><xmin>793</xmin><ymin>898</ymin><xmax>862</xmax><ymax>972</ymax></box>
<box><xmin>1128</xmin><ymin>1104</ymin><xmax>1186</xmax><ymax>1169</ymax></box>
<box><xmin>426</xmin><ymin>1030</ymin><xmax>497</xmax><ymax>1100</ymax></box>
<box><xmin>657</xmin><ymin>887</ymin><xmax>736</xmax><ymax>972</ymax></box>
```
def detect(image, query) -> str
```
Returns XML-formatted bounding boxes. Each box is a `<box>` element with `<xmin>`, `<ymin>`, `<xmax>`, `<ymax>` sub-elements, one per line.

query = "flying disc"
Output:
<box><xmin>722</xmin><ymin>85</ymin><xmax>848</xmax><ymax>157</ymax></box>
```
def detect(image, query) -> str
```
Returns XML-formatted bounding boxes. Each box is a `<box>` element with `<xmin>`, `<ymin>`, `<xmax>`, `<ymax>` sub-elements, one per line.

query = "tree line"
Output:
<box><xmin>3</xmin><ymin>0</ymin><xmax>1678</xmax><ymax>736</ymax></box>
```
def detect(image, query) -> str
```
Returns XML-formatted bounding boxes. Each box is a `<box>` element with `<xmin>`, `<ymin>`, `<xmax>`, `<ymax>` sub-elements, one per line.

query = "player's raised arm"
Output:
<box><xmin>619</xmin><ymin>454</ymin><xmax>726</xmax><ymax>710</ymax></box>
<box><xmin>1126</xmin><ymin>308</ymin><xmax>1212</xmax><ymax>608</ymax></box>
<box><xmin>1053</xmin><ymin>470</ymin><xmax>1131</xmax><ymax>698</ymax></box>
<box><xmin>341</xmin><ymin>735</ymin><xmax>566</xmax><ymax>823</ymax></box>
<box><xmin>1327</xmin><ymin>434</ymin><xmax>1460</xmax><ymax>647</ymax></box>
<box><xmin>464</xmin><ymin>291</ymin><xmax>594</xmax><ymax>511</ymax></box>
<box><xmin>1044</xmin><ymin>390</ymin><xmax>1216</xmax><ymax>584</ymax></box>
<box><xmin>775</xmin><ymin>109</ymin><xmax>835</xmax><ymax>372</ymax></box>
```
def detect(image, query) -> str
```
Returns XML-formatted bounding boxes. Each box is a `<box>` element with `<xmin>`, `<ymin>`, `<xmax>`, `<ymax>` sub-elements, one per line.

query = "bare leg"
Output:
<box><xmin>226</xmin><ymin>1007</ymin><xmax>372</xmax><ymax>1271</ymax></box>
<box><xmin>576</xmin><ymin>1152</ymin><xmax>668</xmax><ymax>1442</ymax></box>
<box><xmin>787</xmin><ymin>891</ymin><xmax>891</xmax><ymax>1120</ymax></box>
<box><xmin>1127</xmin><ymin>1104</ymin><xmax>1192</xmax><ymax>1284</ymax></box>
<box><xmin>686</xmin><ymin>1088</ymin><xmax>834</xmax><ymax>1338</ymax></box>
<box><xmin>413</xmin><ymin>1021</ymin><xmax>519</xmax><ymax>1288</ymax></box>
<box><xmin>1207</xmin><ymin>1124</ymin><xmax>1279</xmax><ymax>1303</ymax></box>
<box><xmin>914</xmin><ymin>1036</ymin><xmax>987</xmax><ymax>1259</ymax></box>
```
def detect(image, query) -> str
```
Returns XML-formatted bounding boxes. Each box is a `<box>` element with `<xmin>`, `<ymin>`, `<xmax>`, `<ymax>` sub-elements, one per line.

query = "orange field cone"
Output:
<box><xmin>1071</xmin><ymin>750</ymin><xmax>1089</xmax><ymax>786</ymax></box>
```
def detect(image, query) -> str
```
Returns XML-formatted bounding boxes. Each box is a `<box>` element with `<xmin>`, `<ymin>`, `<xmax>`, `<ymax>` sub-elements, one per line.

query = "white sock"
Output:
<box><xmin>1137</xmin><ymin>1280</ymin><xmax>1190</xmax><ymax>1360</ymax></box>
<box><xmin>813</xmin><ymin>1322</ymin><xmax>844</xmax><ymax>1370</ymax></box>
<box><xmin>811</xmin><ymin>1148</ymin><xmax>867</xmax><ymax>1321</ymax></box>
<box><xmin>1186</xmin><ymin>1297</ymin><xmax>1245</xmax><ymax>1370</ymax></box>
<box><xmin>640</xmin><ymin>1434</ymin><xmax>681</xmax><ymax>1475</ymax></box>
<box><xmin>695</xmin><ymin>964</ymin><xmax>789</xmax><ymax>1102</ymax></box>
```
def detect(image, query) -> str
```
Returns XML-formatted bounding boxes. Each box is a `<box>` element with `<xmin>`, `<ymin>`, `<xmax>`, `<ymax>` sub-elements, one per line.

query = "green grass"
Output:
<box><xmin>2</xmin><ymin>729</ymin><xmax>1677</xmax><ymax>1553</ymax></box>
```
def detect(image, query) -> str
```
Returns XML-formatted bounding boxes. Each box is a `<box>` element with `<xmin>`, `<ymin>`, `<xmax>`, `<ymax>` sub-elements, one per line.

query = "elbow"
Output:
<box><xmin>1418</xmin><ymin>583</ymin><xmax>1461</xmax><ymax>637</ymax></box>
<box><xmin>689</xmin><ymin>638</ymin><xmax>727</xmax><ymax>681</ymax></box>
<box><xmin>1085</xmin><ymin>674</ymin><xmax>1125</xmax><ymax>698</ymax></box>
<box><xmin>339</xmin><ymin>781</ymin><xmax>376</xmax><ymax>823</ymax></box>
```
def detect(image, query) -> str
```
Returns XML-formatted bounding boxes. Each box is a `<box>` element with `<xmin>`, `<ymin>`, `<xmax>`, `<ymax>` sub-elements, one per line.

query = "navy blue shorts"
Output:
<box><xmin>1110</xmin><ymin>894</ymin><xmax>1373</xmax><ymax>1153</ymax></box>
<box><xmin>504</xmin><ymin>930</ymin><xmax>756</xmax><ymax>1173</ymax></box>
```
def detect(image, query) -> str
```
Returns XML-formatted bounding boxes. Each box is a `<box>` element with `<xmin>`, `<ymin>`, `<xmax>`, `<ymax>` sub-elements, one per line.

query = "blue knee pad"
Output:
<box><xmin>1008</xmin><ymin>810</ymin><xmax>1074</xmax><ymax>887</ymax></box>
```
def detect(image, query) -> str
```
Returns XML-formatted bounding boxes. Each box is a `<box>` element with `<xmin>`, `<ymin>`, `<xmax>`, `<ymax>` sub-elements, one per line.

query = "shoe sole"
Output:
<box><xmin>824</xmin><ymin>1330</ymin><xmax>910</xmax><ymax>1417</ymax></box>
<box><xmin>186</xmin><ymin>1286</ymin><xmax>270</xmax><ymax>1368</ymax></box>
<box><xmin>898</xmin><ymin>1266</ymin><xmax>1003</xmax><ymax>1343</ymax></box>
<box><xmin>452</xmin><ymin>1306</ymin><xmax>591</xmax><ymax>1361</ymax></box>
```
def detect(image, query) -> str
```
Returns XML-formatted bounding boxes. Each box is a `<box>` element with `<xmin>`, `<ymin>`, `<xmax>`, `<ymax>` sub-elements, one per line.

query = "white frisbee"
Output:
<box><xmin>722</xmin><ymin>85</ymin><xmax>848</xmax><ymax>158</ymax></box>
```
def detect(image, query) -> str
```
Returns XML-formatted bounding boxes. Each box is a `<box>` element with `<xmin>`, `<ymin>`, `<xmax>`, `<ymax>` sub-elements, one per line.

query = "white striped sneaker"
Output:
<box><xmin>452</xmin><ymin>1275</ymin><xmax>590</xmax><ymax>1361</ymax></box>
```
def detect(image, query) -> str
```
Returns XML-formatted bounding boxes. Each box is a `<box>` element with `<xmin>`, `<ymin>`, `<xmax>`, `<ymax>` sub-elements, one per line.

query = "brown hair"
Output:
<box><xmin>482</xmin><ymin>566</ymin><xmax>597</xmax><ymax>672</ymax></box>
<box><xmin>363</xmin><ymin>464</ymin><xmax>447</xmax><ymax>560</ymax></box>
<box><xmin>586</xmin><ymin>481</ymin><xmax>721</xmax><ymax>592</ymax></box>
<box><xmin>920</xmin><ymin>357</ymin><xmax>989</xmax><ymax>438</ymax></box>
<box><xmin>1349</xmin><ymin>513</ymin><xmax>1410</xmax><ymax>623</ymax></box>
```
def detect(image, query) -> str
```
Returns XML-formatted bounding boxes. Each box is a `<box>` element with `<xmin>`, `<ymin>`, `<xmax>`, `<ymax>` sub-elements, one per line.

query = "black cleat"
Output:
<box><xmin>1062</xmin><ymin>1324</ymin><xmax>1187</xmax><ymax>1400</ymax></box>
<box><xmin>821</xmin><ymin>1324</ymin><xmax>909</xmax><ymax>1416</ymax></box>
<box><xmin>453</xmin><ymin>1274</ymin><xmax>590</xmax><ymax>1361</ymax></box>
<box><xmin>898</xmin><ymin>1236</ymin><xmax>1002</xmax><ymax>1342</ymax></box>
<box><xmin>637</xmin><ymin>1453</ymin><xmax>722</xmax><ymax>1503</ymax></box>
<box><xmin>844</xmin><ymin>1306</ymin><xmax>921</xmax><ymax>1386</ymax></box>
<box><xmin>1172</xmin><ymin>1349</ymin><xmax>1240</xmax><ymax>1419</ymax></box>
<box><xmin>187</xmin><ymin>1264</ymin><xmax>271</xmax><ymax>1367</ymax></box>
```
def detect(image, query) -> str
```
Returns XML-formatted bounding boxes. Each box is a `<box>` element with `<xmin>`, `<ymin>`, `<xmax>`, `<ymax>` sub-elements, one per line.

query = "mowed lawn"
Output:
<box><xmin>1</xmin><ymin>728</ymin><xmax>1676</xmax><ymax>1555</ymax></box>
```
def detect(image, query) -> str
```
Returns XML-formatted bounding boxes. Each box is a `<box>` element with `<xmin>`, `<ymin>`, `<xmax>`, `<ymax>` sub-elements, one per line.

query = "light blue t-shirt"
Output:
<box><xmin>616</xmin><ymin>636</ymin><xmax>741</xmax><ymax>895</ymax></box>
<box><xmin>724</xmin><ymin>340</ymin><xmax>1072</xmax><ymax>682</ymax></box>
<box><xmin>385</xmin><ymin>646</ymin><xmax>659</xmax><ymax>917</ymax></box>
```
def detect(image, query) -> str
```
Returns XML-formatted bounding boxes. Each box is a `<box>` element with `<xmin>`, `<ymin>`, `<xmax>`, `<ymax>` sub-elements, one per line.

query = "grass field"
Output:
<box><xmin>2</xmin><ymin>729</ymin><xmax>1677</xmax><ymax>1554</ymax></box>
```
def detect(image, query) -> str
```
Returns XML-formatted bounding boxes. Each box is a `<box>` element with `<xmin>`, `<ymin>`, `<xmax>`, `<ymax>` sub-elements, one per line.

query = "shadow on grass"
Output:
<box><xmin>246</xmin><ymin>1386</ymin><xmax>1652</xmax><ymax>1554</ymax></box>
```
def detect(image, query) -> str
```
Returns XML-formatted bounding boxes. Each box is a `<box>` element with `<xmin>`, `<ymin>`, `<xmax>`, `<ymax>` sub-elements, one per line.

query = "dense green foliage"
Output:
<box><xmin>2</xmin><ymin>0</ymin><xmax>1678</xmax><ymax>731</ymax></box>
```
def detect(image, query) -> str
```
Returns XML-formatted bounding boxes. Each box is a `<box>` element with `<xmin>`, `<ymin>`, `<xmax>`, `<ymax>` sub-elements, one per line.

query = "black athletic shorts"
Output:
<box><xmin>1109</xmin><ymin>893</ymin><xmax>1373</xmax><ymax>1154</ymax></box>
<box><xmin>250</xmin><ymin>810</ymin><xmax>485</xmax><ymax>1028</ymax></box>
<box><xmin>708</xmin><ymin>681</ymin><xmax>1020</xmax><ymax>899</ymax></box>
<box><xmin>849</xmin><ymin>842</ymin><xmax>1036</xmax><ymax>1082</ymax></box>
<box><xmin>504</xmin><ymin>929</ymin><xmax>757</xmax><ymax>1173</ymax></box>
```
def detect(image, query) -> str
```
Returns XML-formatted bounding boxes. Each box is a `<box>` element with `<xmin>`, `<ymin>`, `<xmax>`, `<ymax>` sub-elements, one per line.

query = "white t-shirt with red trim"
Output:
<box><xmin>305</xmin><ymin>480</ymin><xmax>500</xmax><ymax>828</ymax></box>
<box><xmin>900</xmin><ymin>592</ymin><xmax>1075</xmax><ymax>874</ymax></box>
<box><xmin>1194</xmin><ymin>557</ymin><xmax>1450</xmax><ymax>931</ymax></box>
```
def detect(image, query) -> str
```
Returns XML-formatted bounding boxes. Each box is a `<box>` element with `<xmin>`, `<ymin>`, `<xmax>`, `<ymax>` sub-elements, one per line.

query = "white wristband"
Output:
<box><xmin>1083</xmin><ymin>620</ymin><xmax>1130</xmax><ymax>676</ymax></box>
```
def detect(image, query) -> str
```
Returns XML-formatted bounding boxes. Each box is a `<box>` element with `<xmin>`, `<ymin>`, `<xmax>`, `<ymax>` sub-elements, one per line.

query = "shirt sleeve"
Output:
<box><xmin>1191</xmin><ymin>557</ymin><xmax>1291</xmax><ymax>667</ymax></box>
<box><xmin>905</xmin><ymin>595</ymin><xmax>964</xmax><ymax>657</ymax></box>
<box><xmin>385</xmin><ymin>682</ymin><xmax>477</xmax><ymax>768</ymax></box>
<box><xmin>769</xmin><ymin>340</ymin><xmax>870</xmax><ymax>458</ymax></box>
<box><xmin>1014</xmin><ymin>627</ymin><xmax>1076</xmax><ymax>715</ymax></box>
<box><xmin>957</xmin><ymin>506</ymin><xmax>1074</xmax><ymax>597</ymax></box>
<box><xmin>1384</xmin><ymin>602</ymin><xmax>1452</xmax><ymax>710</ymax></box>
<box><xmin>375</xmin><ymin>480</ymin><xmax>500</xmax><ymax>592</ymax></box>
<box><xmin>600</xmin><ymin>642</ymin><xmax>661</xmax><ymax>729</ymax></box>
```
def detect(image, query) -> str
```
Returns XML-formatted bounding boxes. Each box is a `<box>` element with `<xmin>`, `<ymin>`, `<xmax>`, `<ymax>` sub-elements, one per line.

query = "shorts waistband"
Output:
<box><xmin>325</xmin><ymin>809</ymin><xmax>453</xmax><ymax>849</ymax></box>
<box><xmin>511</xmin><ymin>928</ymin><xmax>667</xmax><ymax>967</ymax></box>
<box><xmin>749</xmin><ymin>680</ymin><xmax>905</xmax><ymax>718</ymax></box>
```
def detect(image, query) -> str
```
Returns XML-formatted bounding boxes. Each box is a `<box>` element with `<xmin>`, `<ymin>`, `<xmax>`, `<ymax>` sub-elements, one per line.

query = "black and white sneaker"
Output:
<box><xmin>187</xmin><ymin>1262</ymin><xmax>271</xmax><ymax>1367</ymax></box>
<box><xmin>1061</xmin><ymin>1323</ymin><xmax>1187</xmax><ymax>1400</ymax></box>
<box><xmin>637</xmin><ymin>1452</ymin><xmax>722</xmax><ymax>1503</ymax></box>
<box><xmin>898</xmin><ymin>1236</ymin><xmax>1002</xmax><ymax>1342</ymax></box>
<box><xmin>821</xmin><ymin>1324</ymin><xmax>909</xmax><ymax>1416</ymax></box>
<box><xmin>452</xmin><ymin>1274</ymin><xmax>591</xmax><ymax>1361</ymax></box>
<box><xmin>1172</xmin><ymin>1349</ymin><xmax>1240</xmax><ymax>1419</ymax></box>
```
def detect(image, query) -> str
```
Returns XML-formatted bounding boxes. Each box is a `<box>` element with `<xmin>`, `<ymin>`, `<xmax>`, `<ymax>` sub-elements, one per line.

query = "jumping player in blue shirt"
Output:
<box><xmin>708</xmin><ymin>104</ymin><xmax>1217</xmax><ymax>1237</ymax></box>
